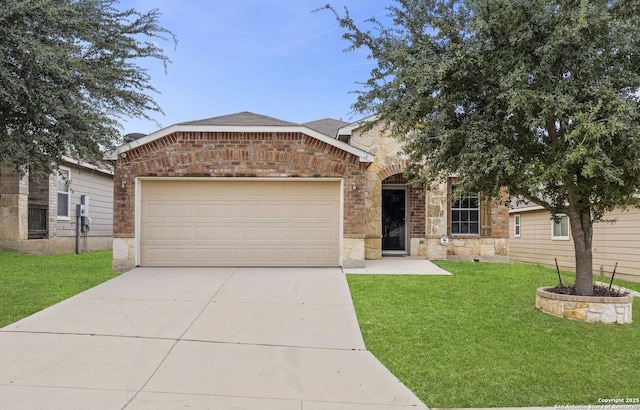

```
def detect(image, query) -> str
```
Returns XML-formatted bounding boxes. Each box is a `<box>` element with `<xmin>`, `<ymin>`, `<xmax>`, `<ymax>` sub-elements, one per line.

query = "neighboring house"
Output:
<box><xmin>0</xmin><ymin>157</ymin><xmax>114</xmax><ymax>254</ymax></box>
<box><xmin>510</xmin><ymin>202</ymin><xmax>640</xmax><ymax>283</ymax></box>
<box><xmin>108</xmin><ymin>112</ymin><xmax>509</xmax><ymax>272</ymax></box>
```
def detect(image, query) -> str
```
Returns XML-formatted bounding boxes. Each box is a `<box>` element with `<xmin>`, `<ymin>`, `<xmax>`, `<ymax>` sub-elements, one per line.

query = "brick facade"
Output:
<box><xmin>112</xmin><ymin>114</ymin><xmax>510</xmax><ymax>269</ymax></box>
<box><xmin>113</xmin><ymin>131</ymin><xmax>367</xmax><ymax>239</ymax></box>
<box><xmin>490</xmin><ymin>193</ymin><xmax>510</xmax><ymax>238</ymax></box>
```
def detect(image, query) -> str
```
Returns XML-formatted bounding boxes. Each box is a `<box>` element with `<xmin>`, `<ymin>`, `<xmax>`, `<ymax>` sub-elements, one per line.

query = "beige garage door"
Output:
<box><xmin>140</xmin><ymin>179</ymin><xmax>341</xmax><ymax>266</ymax></box>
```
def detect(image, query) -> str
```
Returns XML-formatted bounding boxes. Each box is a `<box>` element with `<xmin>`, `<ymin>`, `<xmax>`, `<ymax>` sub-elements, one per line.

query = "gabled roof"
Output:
<box><xmin>303</xmin><ymin>118</ymin><xmax>349</xmax><ymax>138</ymax></box>
<box><xmin>108</xmin><ymin>112</ymin><xmax>374</xmax><ymax>163</ymax></box>
<box><xmin>180</xmin><ymin>111</ymin><xmax>297</xmax><ymax>127</ymax></box>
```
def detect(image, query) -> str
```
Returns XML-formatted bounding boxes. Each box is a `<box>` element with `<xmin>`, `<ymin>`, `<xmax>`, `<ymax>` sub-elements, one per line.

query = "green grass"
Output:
<box><xmin>0</xmin><ymin>250</ymin><xmax>120</xmax><ymax>327</ymax></box>
<box><xmin>347</xmin><ymin>262</ymin><xmax>640</xmax><ymax>408</ymax></box>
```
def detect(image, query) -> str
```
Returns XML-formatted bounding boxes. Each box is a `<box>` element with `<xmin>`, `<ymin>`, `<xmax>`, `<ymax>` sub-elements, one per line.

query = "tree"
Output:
<box><xmin>331</xmin><ymin>0</ymin><xmax>640</xmax><ymax>295</ymax></box>
<box><xmin>0</xmin><ymin>0</ymin><xmax>175</xmax><ymax>178</ymax></box>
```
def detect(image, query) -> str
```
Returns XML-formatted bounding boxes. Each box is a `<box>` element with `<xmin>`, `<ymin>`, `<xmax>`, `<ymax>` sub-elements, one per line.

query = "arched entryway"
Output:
<box><xmin>362</xmin><ymin>163</ymin><xmax>426</xmax><ymax>260</ymax></box>
<box><xmin>380</xmin><ymin>173</ymin><xmax>427</xmax><ymax>256</ymax></box>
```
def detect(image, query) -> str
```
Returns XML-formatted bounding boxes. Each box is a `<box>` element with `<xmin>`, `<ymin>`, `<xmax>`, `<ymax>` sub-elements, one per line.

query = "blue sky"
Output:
<box><xmin>117</xmin><ymin>0</ymin><xmax>391</xmax><ymax>135</ymax></box>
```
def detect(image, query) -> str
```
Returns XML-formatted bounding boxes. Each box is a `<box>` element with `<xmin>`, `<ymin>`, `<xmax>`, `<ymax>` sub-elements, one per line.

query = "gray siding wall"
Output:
<box><xmin>510</xmin><ymin>208</ymin><xmax>640</xmax><ymax>283</ymax></box>
<box><xmin>55</xmin><ymin>164</ymin><xmax>113</xmax><ymax>237</ymax></box>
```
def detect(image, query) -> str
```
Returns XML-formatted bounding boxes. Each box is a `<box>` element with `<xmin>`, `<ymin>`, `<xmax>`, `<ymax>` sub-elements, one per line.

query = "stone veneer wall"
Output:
<box><xmin>536</xmin><ymin>287</ymin><xmax>633</xmax><ymax>324</ymax></box>
<box><xmin>112</xmin><ymin>131</ymin><xmax>367</xmax><ymax>271</ymax></box>
<box><xmin>0</xmin><ymin>166</ymin><xmax>29</xmax><ymax>241</ymax></box>
<box><xmin>348</xmin><ymin>123</ymin><xmax>419</xmax><ymax>260</ymax></box>
<box><xmin>426</xmin><ymin>182</ymin><xmax>510</xmax><ymax>261</ymax></box>
<box><xmin>348</xmin><ymin>123</ymin><xmax>509</xmax><ymax>261</ymax></box>
<box><xmin>1</xmin><ymin>236</ymin><xmax>112</xmax><ymax>255</ymax></box>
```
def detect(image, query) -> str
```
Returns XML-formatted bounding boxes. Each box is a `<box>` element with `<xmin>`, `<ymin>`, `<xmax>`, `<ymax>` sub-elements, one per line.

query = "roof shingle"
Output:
<box><xmin>178</xmin><ymin>111</ymin><xmax>297</xmax><ymax>127</ymax></box>
<box><xmin>303</xmin><ymin>118</ymin><xmax>349</xmax><ymax>138</ymax></box>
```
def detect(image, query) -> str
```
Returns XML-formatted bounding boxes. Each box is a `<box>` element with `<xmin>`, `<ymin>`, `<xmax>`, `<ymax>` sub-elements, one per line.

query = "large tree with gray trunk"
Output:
<box><xmin>330</xmin><ymin>0</ymin><xmax>640</xmax><ymax>295</ymax></box>
<box><xmin>0</xmin><ymin>0</ymin><xmax>175</xmax><ymax>178</ymax></box>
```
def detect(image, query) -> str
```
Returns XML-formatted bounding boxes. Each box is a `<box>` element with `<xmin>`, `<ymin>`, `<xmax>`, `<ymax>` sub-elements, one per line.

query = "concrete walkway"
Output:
<box><xmin>344</xmin><ymin>256</ymin><xmax>452</xmax><ymax>275</ymax></box>
<box><xmin>0</xmin><ymin>267</ymin><xmax>428</xmax><ymax>409</ymax></box>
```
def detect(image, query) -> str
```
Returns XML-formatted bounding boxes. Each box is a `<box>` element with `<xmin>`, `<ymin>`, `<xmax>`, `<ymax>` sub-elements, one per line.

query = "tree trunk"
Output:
<box><xmin>567</xmin><ymin>205</ymin><xmax>594</xmax><ymax>296</ymax></box>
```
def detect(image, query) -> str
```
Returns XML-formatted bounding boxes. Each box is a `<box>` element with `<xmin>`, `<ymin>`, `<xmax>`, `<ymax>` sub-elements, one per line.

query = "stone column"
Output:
<box><xmin>425</xmin><ymin>181</ymin><xmax>449</xmax><ymax>259</ymax></box>
<box><xmin>0</xmin><ymin>166</ymin><xmax>29</xmax><ymax>241</ymax></box>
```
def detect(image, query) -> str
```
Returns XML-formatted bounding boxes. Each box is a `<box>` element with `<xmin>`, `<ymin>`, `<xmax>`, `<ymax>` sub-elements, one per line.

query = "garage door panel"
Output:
<box><xmin>291</xmin><ymin>226</ymin><xmax>335</xmax><ymax>242</ymax></box>
<box><xmin>289</xmin><ymin>247</ymin><xmax>338</xmax><ymax>263</ymax></box>
<box><xmin>192</xmin><ymin>248</ymin><xmax>241</xmax><ymax>265</ymax></box>
<box><xmin>290</xmin><ymin>203</ymin><xmax>337</xmax><ymax>219</ymax></box>
<box><xmin>191</xmin><ymin>182</ymin><xmax>240</xmax><ymax>197</ymax></box>
<box><xmin>144</xmin><ymin>226</ymin><xmax>192</xmax><ymax>242</ymax></box>
<box><xmin>145</xmin><ymin>181</ymin><xmax>191</xmax><ymax>196</ymax></box>
<box><xmin>240</xmin><ymin>182</ymin><xmax>288</xmax><ymax>197</ymax></box>
<box><xmin>289</xmin><ymin>181</ymin><xmax>337</xmax><ymax>197</ymax></box>
<box><xmin>241</xmin><ymin>225</ymin><xmax>289</xmax><ymax>240</ymax></box>
<box><xmin>242</xmin><ymin>203</ymin><xmax>291</xmax><ymax>219</ymax></box>
<box><xmin>140</xmin><ymin>180</ymin><xmax>340</xmax><ymax>267</ymax></box>
<box><xmin>143</xmin><ymin>247</ymin><xmax>193</xmax><ymax>265</ymax></box>
<box><xmin>145</xmin><ymin>203</ymin><xmax>192</xmax><ymax>219</ymax></box>
<box><xmin>240</xmin><ymin>247</ymin><xmax>289</xmax><ymax>264</ymax></box>
<box><xmin>192</xmin><ymin>225</ymin><xmax>240</xmax><ymax>241</ymax></box>
<box><xmin>193</xmin><ymin>204</ymin><xmax>240</xmax><ymax>219</ymax></box>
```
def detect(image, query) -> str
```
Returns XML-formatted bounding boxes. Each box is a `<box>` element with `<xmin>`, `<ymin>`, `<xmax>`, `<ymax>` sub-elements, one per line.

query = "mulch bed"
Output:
<box><xmin>546</xmin><ymin>284</ymin><xmax>629</xmax><ymax>297</ymax></box>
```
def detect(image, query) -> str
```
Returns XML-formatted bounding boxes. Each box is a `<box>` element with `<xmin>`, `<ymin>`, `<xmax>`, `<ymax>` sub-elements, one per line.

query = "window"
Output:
<box><xmin>57</xmin><ymin>168</ymin><xmax>70</xmax><ymax>219</ymax></box>
<box><xmin>552</xmin><ymin>214</ymin><xmax>569</xmax><ymax>240</ymax></box>
<box><xmin>514</xmin><ymin>214</ymin><xmax>521</xmax><ymax>237</ymax></box>
<box><xmin>451</xmin><ymin>187</ymin><xmax>480</xmax><ymax>235</ymax></box>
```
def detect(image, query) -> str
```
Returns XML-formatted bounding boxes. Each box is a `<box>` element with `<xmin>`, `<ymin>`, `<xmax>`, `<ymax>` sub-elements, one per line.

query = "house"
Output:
<box><xmin>0</xmin><ymin>157</ymin><xmax>114</xmax><ymax>254</ymax></box>
<box><xmin>108</xmin><ymin>112</ymin><xmax>509</xmax><ymax>272</ymax></box>
<box><xmin>510</xmin><ymin>203</ymin><xmax>640</xmax><ymax>283</ymax></box>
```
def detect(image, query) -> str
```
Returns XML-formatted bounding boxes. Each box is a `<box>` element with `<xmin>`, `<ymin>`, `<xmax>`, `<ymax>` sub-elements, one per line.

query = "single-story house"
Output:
<box><xmin>108</xmin><ymin>112</ymin><xmax>509</xmax><ymax>272</ymax></box>
<box><xmin>509</xmin><ymin>203</ymin><xmax>640</xmax><ymax>283</ymax></box>
<box><xmin>0</xmin><ymin>157</ymin><xmax>113</xmax><ymax>254</ymax></box>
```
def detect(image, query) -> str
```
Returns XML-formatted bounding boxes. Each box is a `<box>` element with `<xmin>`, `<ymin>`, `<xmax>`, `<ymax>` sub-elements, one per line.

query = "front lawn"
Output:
<box><xmin>347</xmin><ymin>261</ymin><xmax>640</xmax><ymax>408</ymax></box>
<box><xmin>0</xmin><ymin>250</ymin><xmax>120</xmax><ymax>327</ymax></box>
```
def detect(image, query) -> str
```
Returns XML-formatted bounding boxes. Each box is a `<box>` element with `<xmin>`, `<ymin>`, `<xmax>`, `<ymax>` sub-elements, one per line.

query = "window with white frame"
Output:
<box><xmin>451</xmin><ymin>187</ymin><xmax>480</xmax><ymax>235</ymax></box>
<box><xmin>514</xmin><ymin>214</ymin><xmax>521</xmax><ymax>237</ymax></box>
<box><xmin>57</xmin><ymin>168</ymin><xmax>70</xmax><ymax>219</ymax></box>
<box><xmin>551</xmin><ymin>214</ymin><xmax>569</xmax><ymax>240</ymax></box>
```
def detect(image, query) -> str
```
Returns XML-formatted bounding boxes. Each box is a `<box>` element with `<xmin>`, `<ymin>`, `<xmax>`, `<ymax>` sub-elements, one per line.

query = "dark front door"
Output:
<box><xmin>382</xmin><ymin>188</ymin><xmax>407</xmax><ymax>252</ymax></box>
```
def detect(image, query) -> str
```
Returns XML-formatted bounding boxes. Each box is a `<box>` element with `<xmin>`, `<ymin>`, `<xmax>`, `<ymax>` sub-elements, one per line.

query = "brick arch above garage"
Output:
<box><xmin>113</xmin><ymin>131</ymin><xmax>368</xmax><ymax>238</ymax></box>
<box><xmin>119</xmin><ymin>131</ymin><xmax>363</xmax><ymax>177</ymax></box>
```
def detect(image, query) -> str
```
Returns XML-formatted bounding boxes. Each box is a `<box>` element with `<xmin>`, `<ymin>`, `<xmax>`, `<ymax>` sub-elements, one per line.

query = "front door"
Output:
<box><xmin>382</xmin><ymin>187</ymin><xmax>407</xmax><ymax>254</ymax></box>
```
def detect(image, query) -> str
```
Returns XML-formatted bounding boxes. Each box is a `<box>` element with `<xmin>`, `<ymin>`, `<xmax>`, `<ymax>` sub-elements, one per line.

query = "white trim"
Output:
<box><xmin>513</xmin><ymin>214</ymin><xmax>521</xmax><ymax>238</ymax></box>
<box><xmin>62</xmin><ymin>155</ymin><xmax>113</xmax><ymax>175</ymax></box>
<box><xmin>56</xmin><ymin>167</ymin><xmax>71</xmax><ymax>220</ymax></box>
<box><xmin>135</xmin><ymin>177</ymin><xmax>345</xmax><ymax>267</ymax></box>
<box><xmin>108</xmin><ymin>124</ymin><xmax>375</xmax><ymax>163</ymax></box>
<box><xmin>509</xmin><ymin>203</ymin><xmax>544</xmax><ymax>213</ymax></box>
<box><xmin>450</xmin><ymin>189</ymin><xmax>481</xmax><ymax>236</ymax></box>
<box><xmin>551</xmin><ymin>214</ymin><xmax>570</xmax><ymax>240</ymax></box>
<box><xmin>336</xmin><ymin>115</ymin><xmax>379</xmax><ymax>139</ymax></box>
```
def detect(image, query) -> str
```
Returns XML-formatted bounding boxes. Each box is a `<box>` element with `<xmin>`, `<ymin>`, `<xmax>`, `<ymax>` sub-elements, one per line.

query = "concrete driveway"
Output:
<box><xmin>0</xmin><ymin>267</ymin><xmax>428</xmax><ymax>409</ymax></box>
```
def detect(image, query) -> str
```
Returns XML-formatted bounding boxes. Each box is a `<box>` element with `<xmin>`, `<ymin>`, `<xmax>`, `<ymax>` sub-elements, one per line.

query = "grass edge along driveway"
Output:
<box><xmin>2</xmin><ymin>251</ymin><xmax>639</xmax><ymax>408</ymax></box>
<box><xmin>346</xmin><ymin>261</ymin><xmax>640</xmax><ymax>409</ymax></box>
<box><xmin>0</xmin><ymin>250</ymin><xmax>120</xmax><ymax>328</ymax></box>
